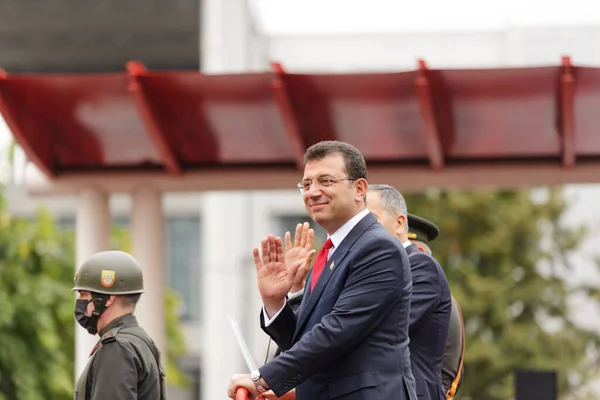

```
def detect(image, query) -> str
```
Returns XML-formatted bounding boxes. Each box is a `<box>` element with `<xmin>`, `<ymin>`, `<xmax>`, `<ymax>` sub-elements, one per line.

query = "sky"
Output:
<box><xmin>250</xmin><ymin>0</ymin><xmax>600</xmax><ymax>35</ymax></box>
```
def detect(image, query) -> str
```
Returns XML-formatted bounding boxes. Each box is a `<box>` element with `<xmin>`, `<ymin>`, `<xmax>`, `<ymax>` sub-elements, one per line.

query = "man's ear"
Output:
<box><xmin>355</xmin><ymin>179</ymin><xmax>368</xmax><ymax>202</ymax></box>
<box><xmin>396</xmin><ymin>214</ymin><xmax>407</xmax><ymax>237</ymax></box>
<box><xmin>105</xmin><ymin>295</ymin><xmax>117</xmax><ymax>307</ymax></box>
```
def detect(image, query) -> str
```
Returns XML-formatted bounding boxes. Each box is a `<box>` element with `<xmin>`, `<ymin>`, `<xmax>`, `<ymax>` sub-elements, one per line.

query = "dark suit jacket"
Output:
<box><xmin>405</xmin><ymin>244</ymin><xmax>452</xmax><ymax>400</ymax></box>
<box><xmin>270</xmin><ymin>294</ymin><xmax>303</xmax><ymax>359</ymax></box>
<box><xmin>259</xmin><ymin>212</ymin><xmax>417</xmax><ymax>400</ymax></box>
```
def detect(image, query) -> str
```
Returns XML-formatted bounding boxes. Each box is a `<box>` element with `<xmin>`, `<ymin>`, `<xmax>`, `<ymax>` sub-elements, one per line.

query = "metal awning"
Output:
<box><xmin>2</xmin><ymin>57</ymin><xmax>600</xmax><ymax>193</ymax></box>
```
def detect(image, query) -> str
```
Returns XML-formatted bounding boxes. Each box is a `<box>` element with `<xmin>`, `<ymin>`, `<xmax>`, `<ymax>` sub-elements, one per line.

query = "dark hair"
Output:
<box><xmin>119</xmin><ymin>293</ymin><xmax>142</xmax><ymax>308</ymax></box>
<box><xmin>304</xmin><ymin>141</ymin><xmax>367</xmax><ymax>180</ymax></box>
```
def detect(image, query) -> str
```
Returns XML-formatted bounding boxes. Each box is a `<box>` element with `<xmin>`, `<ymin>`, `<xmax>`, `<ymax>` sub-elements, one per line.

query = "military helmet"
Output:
<box><xmin>72</xmin><ymin>250</ymin><xmax>144</xmax><ymax>295</ymax></box>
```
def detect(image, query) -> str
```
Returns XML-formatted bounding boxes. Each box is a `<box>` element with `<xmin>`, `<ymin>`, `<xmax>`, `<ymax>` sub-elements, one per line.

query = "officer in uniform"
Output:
<box><xmin>72</xmin><ymin>250</ymin><xmax>166</xmax><ymax>400</ymax></box>
<box><xmin>407</xmin><ymin>214</ymin><xmax>466</xmax><ymax>400</ymax></box>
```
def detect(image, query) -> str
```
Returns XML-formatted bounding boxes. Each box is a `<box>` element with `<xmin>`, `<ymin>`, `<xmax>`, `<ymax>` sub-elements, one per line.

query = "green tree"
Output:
<box><xmin>0</xmin><ymin>194</ymin><xmax>76</xmax><ymax>399</ymax></box>
<box><xmin>404</xmin><ymin>187</ymin><xmax>600</xmax><ymax>400</ymax></box>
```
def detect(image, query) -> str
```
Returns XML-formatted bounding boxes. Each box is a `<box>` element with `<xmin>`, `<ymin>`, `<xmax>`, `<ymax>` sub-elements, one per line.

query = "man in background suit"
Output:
<box><xmin>227</xmin><ymin>141</ymin><xmax>417</xmax><ymax>400</ymax></box>
<box><xmin>407</xmin><ymin>214</ymin><xmax>466</xmax><ymax>400</ymax></box>
<box><xmin>367</xmin><ymin>184</ymin><xmax>452</xmax><ymax>400</ymax></box>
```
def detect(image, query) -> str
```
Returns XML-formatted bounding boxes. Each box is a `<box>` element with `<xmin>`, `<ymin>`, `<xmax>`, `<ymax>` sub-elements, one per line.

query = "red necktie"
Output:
<box><xmin>310</xmin><ymin>238</ymin><xmax>334</xmax><ymax>291</ymax></box>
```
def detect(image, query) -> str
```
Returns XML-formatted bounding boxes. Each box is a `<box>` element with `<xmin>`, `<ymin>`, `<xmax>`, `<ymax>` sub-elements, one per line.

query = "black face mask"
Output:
<box><xmin>75</xmin><ymin>299</ymin><xmax>97</xmax><ymax>334</ymax></box>
<box><xmin>75</xmin><ymin>294</ymin><xmax>109</xmax><ymax>335</ymax></box>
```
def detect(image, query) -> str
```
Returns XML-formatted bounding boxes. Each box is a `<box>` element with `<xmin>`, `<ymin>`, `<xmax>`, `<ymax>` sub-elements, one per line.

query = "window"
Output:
<box><xmin>165</xmin><ymin>217</ymin><xmax>200</xmax><ymax>321</ymax></box>
<box><xmin>56</xmin><ymin>217</ymin><xmax>75</xmax><ymax>230</ymax></box>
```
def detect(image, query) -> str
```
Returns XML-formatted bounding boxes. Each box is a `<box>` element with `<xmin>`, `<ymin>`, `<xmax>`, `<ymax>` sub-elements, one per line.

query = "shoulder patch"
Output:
<box><xmin>101</xmin><ymin>332</ymin><xmax>117</xmax><ymax>344</ymax></box>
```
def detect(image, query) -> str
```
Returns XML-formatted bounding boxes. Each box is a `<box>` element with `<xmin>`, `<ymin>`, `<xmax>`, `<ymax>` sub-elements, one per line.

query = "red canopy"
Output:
<box><xmin>1</xmin><ymin>57</ymin><xmax>597</xmax><ymax>180</ymax></box>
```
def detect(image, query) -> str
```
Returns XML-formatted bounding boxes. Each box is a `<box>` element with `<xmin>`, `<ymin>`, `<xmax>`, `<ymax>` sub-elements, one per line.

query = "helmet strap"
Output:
<box><xmin>87</xmin><ymin>293</ymin><xmax>111</xmax><ymax>335</ymax></box>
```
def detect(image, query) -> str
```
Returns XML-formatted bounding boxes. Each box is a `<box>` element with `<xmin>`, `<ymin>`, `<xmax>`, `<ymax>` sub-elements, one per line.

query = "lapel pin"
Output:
<box><xmin>329</xmin><ymin>261</ymin><xmax>335</xmax><ymax>271</ymax></box>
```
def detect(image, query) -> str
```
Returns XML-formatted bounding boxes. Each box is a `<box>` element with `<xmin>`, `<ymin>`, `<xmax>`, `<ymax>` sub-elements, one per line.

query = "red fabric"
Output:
<box><xmin>310</xmin><ymin>238</ymin><xmax>334</xmax><ymax>291</ymax></box>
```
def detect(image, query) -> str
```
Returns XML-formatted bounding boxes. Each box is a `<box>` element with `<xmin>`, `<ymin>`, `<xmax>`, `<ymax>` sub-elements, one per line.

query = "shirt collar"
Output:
<box><xmin>328</xmin><ymin>208</ymin><xmax>370</xmax><ymax>249</ymax></box>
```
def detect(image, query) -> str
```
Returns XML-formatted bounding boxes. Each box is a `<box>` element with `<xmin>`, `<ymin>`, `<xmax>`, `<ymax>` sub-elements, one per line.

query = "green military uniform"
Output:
<box><xmin>443</xmin><ymin>297</ymin><xmax>465</xmax><ymax>398</ymax></box>
<box><xmin>408</xmin><ymin>214</ymin><xmax>465</xmax><ymax>399</ymax></box>
<box><xmin>72</xmin><ymin>250</ymin><xmax>166</xmax><ymax>400</ymax></box>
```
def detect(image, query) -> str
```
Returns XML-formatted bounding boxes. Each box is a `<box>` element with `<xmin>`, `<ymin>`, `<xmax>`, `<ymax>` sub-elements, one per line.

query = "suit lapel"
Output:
<box><xmin>293</xmin><ymin>213</ymin><xmax>378</xmax><ymax>341</ymax></box>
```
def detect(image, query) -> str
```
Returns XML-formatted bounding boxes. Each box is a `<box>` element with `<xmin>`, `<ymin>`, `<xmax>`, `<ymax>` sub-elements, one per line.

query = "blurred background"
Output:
<box><xmin>1</xmin><ymin>0</ymin><xmax>600</xmax><ymax>399</ymax></box>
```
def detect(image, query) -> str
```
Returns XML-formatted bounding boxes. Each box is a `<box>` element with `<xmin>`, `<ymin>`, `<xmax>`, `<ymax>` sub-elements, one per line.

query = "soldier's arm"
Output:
<box><xmin>89</xmin><ymin>339</ymin><xmax>139</xmax><ymax>400</ymax></box>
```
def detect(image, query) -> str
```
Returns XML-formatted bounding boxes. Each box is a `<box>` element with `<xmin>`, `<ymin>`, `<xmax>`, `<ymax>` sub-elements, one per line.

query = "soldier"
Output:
<box><xmin>407</xmin><ymin>214</ymin><xmax>466</xmax><ymax>400</ymax></box>
<box><xmin>72</xmin><ymin>250</ymin><xmax>166</xmax><ymax>400</ymax></box>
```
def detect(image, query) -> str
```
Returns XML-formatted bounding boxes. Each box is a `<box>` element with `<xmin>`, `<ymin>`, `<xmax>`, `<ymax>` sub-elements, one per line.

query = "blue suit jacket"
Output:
<box><xmin>405</xmin><ymin>244</ymin><xmax>452</xmax><ymax>400</ymax></box>
<box><xmin>259</xmin><ymin>213</ymin><xmax>418</xmax><ymax>400</ymax></box>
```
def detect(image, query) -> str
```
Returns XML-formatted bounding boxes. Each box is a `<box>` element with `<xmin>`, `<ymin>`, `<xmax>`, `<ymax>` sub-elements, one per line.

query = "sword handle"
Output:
<box><xmin>236</xmin><ymin>387</ymin><xmax>249</xmax><ymax>400</ymax></box>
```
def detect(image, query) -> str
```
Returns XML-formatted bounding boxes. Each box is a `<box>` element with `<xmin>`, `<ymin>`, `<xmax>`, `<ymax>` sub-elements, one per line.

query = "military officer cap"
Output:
<box><xmin>407</xmin><ymin>213</ymin><xmax>440</xmax><ymax>243</ymax></box>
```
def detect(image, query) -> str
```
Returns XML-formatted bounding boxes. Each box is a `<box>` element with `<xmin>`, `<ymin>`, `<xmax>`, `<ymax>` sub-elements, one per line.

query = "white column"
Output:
<box><xmin>131</xmin><ymin>185</ymin><xmax>167</xmax><ymax>356</ymax></box>
<box><xmin>201</xmin><ymin>191</ymin><xmax>256</xmax><ymax>400</ymax></box>
<box><xmin>200</xmin><ymin>0</ymin><xmax>268</xmax><ymax>73</ymax></box>
<box><xmin>200</xmin><ymin>190</ymin><xmax>308</xmax><ymax>400</ymax></box>
<box><xmin>75</xmin><ymin>187</ymin><xmax>110</xmax><ymax>379</ymax></box>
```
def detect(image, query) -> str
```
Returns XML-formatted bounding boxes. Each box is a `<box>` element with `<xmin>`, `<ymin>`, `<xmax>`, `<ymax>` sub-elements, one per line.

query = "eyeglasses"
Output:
<box><xmin>297</xmin><ymin>177</ymin><xmax>358</xmax><ymax>194</ymax></box>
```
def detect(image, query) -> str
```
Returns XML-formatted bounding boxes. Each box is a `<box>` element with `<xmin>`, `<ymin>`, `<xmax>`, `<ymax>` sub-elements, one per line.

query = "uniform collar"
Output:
<box><xmin>99</xmin><ymin>313</ymin><xmax>137</xmax><ymax>336</ymax></box>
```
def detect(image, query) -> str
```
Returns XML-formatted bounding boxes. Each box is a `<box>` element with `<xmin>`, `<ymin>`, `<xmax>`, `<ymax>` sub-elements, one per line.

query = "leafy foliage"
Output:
<box><xmin>404</xmin><ymin>187</ymin><xmax>600</xmax><ymax>400</ymax></box>
<box><xmin>0</xmin><ymin>194</ymin><xmax>75</xmax><ymax>400</ymax></box>
<box><xmin>164</xmin><ymin>290</ymin><xmax>190</xmax><ymax>387</ymax></box>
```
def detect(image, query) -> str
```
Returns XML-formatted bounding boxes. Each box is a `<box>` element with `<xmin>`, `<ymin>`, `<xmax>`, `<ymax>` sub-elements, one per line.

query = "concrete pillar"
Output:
<box><xmin>200</xmin><ymin>190</ymin><xmax>308</xmax><ymax>399</ymax></box>
<box><xmin>131</xmin><ymin>185</ymin><xmax>167</xmax><ymax>356</ymax></box>
<box><xmin>75</xmin><ymin>187</ymin><xmax>110</xmax><ymax>379</ymax></box>
<box><xmin>201</xmin><ymin>191</ymin><xmax>257</xmax><ymax>400</ymax></box>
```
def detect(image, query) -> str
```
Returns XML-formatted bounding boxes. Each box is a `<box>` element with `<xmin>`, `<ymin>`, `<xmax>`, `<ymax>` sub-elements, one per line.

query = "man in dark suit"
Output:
<box><xmin>366</xmin><ymin>185</ymin><xmax>452</xmax><ymax>400</ymax></box>
<box><xmin>227</xmin><ymin>141</ymin><xmax>417</xmax><ymax>400</ymax></box>
<box><xmin>407</xmin><ymin>214</ymin><xmax>465</xmax><ymax>400</ymax></box>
